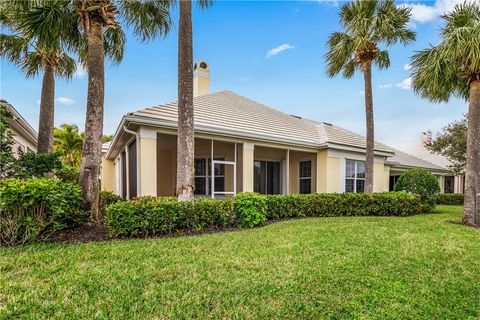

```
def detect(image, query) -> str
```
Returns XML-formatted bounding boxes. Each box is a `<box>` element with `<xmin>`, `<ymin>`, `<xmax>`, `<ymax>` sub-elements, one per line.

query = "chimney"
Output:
<box><xmin>420</xmin><ymin>130</ymin><xmax>432</xmax><ymax>151</ymax></box>
<box><xmin>193</xmin><ymin>60</ymin><xmax>210</xmax><ymax>97</ymax></box>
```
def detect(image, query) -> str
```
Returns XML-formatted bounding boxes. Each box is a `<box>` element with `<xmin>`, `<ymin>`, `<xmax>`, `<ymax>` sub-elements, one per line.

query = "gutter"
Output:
<box><xmin>122</xmin><ymin>124</ymin><xmax>141</xmax><ymax>197</ymax></box>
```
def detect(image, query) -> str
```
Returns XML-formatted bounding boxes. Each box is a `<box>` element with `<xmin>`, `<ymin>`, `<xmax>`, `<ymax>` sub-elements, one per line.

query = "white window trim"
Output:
<box><xmin>194</xmin><ymin>157</ymin><xmax>226</xmax><ymax>196</ymax></box>
<box><xmin>345</xmin><ymin>159</ymin><xmax>365</xmax><ymax>193</ymax></box>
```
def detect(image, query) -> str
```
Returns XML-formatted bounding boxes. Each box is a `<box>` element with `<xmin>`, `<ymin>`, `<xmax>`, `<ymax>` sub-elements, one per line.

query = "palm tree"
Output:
<box><xmin>0</xmin><ymin>0</ymin><xmax>77</xmax><ymax>154</ymax></box>
<box><xmin>175</xmin><ymin>0</ymin><xmax>213</xmax><ymax>201</ymax></box>
<box><xmin>54</xmin><ymin>124</ymin><xmax>84</xmax><ymax>168</ymax></box>
<box><xmin>325</xmin><ymin>0</ymin><xmax>415</xmax><ymax>193</ymax></box>
<box><xmin>411</xmin><ymin>2</ymin><xmax>480</xmax><ymax>227</ymax></box>
<box><xmin>74</xmin><ymin>0</ymin><xmax>171</xmax><ymax>220</ymax></box>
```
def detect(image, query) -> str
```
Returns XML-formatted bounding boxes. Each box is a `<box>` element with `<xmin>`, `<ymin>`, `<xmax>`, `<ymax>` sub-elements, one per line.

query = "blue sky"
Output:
<box><xmin>0</xmin><ymin>0</ymin><xmax>469</xmax><ymax>151</ymax></box>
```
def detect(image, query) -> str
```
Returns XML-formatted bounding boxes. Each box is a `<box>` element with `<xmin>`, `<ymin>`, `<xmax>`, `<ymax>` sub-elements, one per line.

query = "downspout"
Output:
<box><xmin>123</xmin><ymin>125</ymin><xmax>141</xmax><ymax>197</ymax></box>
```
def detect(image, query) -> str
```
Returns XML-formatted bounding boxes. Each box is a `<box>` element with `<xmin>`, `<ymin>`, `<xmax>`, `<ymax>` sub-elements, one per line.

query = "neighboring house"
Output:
<box><xmin>100</xmin><ymin>61</ymin><xmax>451</xmax><ymax>199</ymax></box>
<box><xmin>409</xmin><ymin>131</ymin><xmax>464</xmax><ymax>194</ymax></box>
<box><xmin>1</xmin><ymin>99</ymin><xmax>37</xmax><ymax>156</ymax></box>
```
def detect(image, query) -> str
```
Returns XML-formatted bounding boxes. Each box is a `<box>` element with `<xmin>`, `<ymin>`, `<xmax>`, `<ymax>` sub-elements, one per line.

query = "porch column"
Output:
<box><xmin>242</xmin><ymin>143</ymin><xmax>254</xmax><ymax>192</ymax></box>
<box><xmin>139</xmin><ymin>128</ymin><xmax>157</xmax><ymax>196</ymax></box>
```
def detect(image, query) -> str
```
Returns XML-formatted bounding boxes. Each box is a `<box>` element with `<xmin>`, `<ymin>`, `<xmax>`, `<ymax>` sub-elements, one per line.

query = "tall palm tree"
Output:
<box><xmin>325</xmin><ymin>0</ymin><xmax>415</xmax><ymax>193</ymax></box>
<box><xmin>0</xmin><ymin>0</ymin><xmax>77</xmax><ymax>154</ymax></box>
<box><xmin>411</xmin><ymin>2</ymin><xmax>480</xmax><ymax>227</ymax></box>
<box><xmin>74</xmin><ymin>0</ymin><xmax>171</xmax><ymax>220</ymax></box>
<box><xmin>54</xmin><ymin>124</ymin><xmax>84</xmax><ymax>168</ymax></box>
<box><xmin>175</xmin><ymin>0</ymin><xmax>213</xmax><ymax>201</ymax></box>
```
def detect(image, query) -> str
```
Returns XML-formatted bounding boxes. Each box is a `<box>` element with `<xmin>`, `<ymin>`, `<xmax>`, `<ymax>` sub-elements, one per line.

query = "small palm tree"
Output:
<box><xmin>325</xmin><ymin>0</ymin><xmax>415</xmax><ymax>193</ymax></box>
<box><xmin>54</xmin><ymin>124</ymin><xmax>84</xmax><ymax>168</ymax></box>
<box><xmin>411</xmin><ymin>2</ymin><xmax>480</xmax><ymax>227</ymax></box>
<box><xmin>73</xmin><ymin>0</ymin><xmax>171</xmax><ymax>219</ymax></box>
<box><xmin>175</xmin><ymin>0</ymin><xmax>213</xmax><ymax>201</ymax></box>
<box><xmin>0</xmin><ymin>0</ymin><xmax>77</xmax><ymax>154</ymax></box>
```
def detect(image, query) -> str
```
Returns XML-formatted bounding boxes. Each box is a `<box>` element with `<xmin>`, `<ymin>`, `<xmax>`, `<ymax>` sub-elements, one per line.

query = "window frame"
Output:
<box><xmin>299</xmin><ymin>160</ymin><xmax>312</xmax><ymax>194</ymax></box>
<box><xmin>194</xmin><ymin>157</ymin><xmax>225</xmax><ymax>196</ymax></box>
<box><xmin>345</xmin><ymin>159</ymin><xmax>366</xmax><ymax>193</ymax></box>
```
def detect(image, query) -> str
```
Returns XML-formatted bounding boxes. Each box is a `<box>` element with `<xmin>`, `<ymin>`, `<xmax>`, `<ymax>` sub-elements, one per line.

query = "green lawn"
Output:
<box><xmin>1</xmin><ymin>205</ymin><xmax>479</xmax><ymax>319</ymax></box>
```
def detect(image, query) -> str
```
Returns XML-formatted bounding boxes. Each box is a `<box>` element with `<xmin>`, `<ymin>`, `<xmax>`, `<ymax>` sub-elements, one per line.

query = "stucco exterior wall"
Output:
<box><xmin>139</xmin><ymin>128</ymin><xmax>157</xmax><ymax>196</ymax></box>
<box><xmin>10</xmin><ymin>127</ymin><xmax>37</xmax><ymax>157</ymax></box>
<box><xmin>100</xmin><ymin>154</ymin><xmax>114</xmax><ymax>192</ymax></box>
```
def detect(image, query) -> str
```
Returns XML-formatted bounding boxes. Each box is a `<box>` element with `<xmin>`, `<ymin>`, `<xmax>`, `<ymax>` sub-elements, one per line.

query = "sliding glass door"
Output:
<box><xmin>254</xmin><ymin>161</ymin><xmax>280</xmax><ymax>194</ymax></box>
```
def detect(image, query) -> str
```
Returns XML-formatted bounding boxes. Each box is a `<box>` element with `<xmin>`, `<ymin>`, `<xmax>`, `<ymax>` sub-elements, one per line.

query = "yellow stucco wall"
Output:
<box><xmin>383</xmin><ymin>165</ymin><xmax>390</xmax><ymax>192</ymax></box>
<box><xmin>242</xmin><ymin>143</ymin><xmax>254</xmax><ymax>192</ymax></box>
<box><xmin>317</xmin><ymin>151</ymin><xmax>342</xmax><ymax>193</ymax></box>
<box><xmin>140</xmin><ymin>137</ymin><xmax>157</xmax><ymax>196</ymax></box>
<box><xmin>100</xmin><ymin>154</ymin><xmax>114</xmax><ymax>192</ymax></box>
<box><xmin>373</xmin><ymin>162</ymin><xmax>385</xmax><ymax>193</ymax></box>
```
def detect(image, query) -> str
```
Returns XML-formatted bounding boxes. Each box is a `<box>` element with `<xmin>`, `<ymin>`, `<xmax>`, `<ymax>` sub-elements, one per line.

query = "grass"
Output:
<box><xmin>1</xmin><ymin>205</ymin><xmax>479</xmax><ymax>319</ymax></box>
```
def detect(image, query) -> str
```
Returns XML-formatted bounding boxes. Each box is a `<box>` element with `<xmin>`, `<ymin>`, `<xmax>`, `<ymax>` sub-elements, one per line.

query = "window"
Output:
<box><xmin>254</xmin><ymin>161</ymin><xmax>280</xmax><ymax>195</ymax></box>
<box><xmin>194</xmin><ymin>158</ymin><xmax>225</xmax><ymax>195</ymax></box>
<box><xmin>345</xmin><ymin>160</ymin><xmax>365</xmax><ymax>193</ymax></box>
<box><xmin>299</xmin><ymin>160</ymin><xmax>312</xmax><ymax>194</ymax></box>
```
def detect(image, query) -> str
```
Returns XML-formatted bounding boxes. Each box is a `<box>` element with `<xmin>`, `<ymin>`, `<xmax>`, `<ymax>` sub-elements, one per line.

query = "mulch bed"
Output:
<box><xmin>41</xmin><ymin>223</ymin><xmax>114</xmax><ymax>244</ymax></box>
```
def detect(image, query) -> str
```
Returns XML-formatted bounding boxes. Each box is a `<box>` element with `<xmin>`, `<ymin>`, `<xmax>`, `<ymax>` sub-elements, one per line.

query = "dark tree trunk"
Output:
<box><xmin>176</xmin><ymin>0</ymin><xmax>195</xmax><ymax>201</ymax></box>
<box><xmin>79</xmin><ymin>20</ymin><xmax>105</xmax><ymax>220</ymax></box>
<box><xmin>37</xmin><ymin>64</ymin><xmax>55</xmax><ymax>153</ymax></box>
<box><xmin>463</xmin><ymin>80</ymin><xmax>480</xmax><ymax>227</ymax></box>
<box><xmin>362</xmin><ymin>60</ymin><xmax>375</xmax><ymax>194</ymax></box>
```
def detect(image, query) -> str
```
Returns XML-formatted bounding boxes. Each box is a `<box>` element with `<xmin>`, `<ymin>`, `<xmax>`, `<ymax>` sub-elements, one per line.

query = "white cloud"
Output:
<box><xmin>266</xmin><ymin>44</ymin><xmax>295</xmax><ymax>58</ymax></box>
<box><xmin>396</xmin><ymin>77</ymin><xmax>412</xmax><ymax>90</ymax></box>
<box><xmin>404</xmin><ymin>63</ymin><xmax>412</xmax><ymax>71</ymax></box>
<box><xmin>74</xmin><ymin>65</ymin><xmax>87</xmax><ymax>78</ymax></box>
<box><xmin>379</xmin><ymin>83</ymin><xmax>392</xmax><ymax>89</ymax></box>
<box><xmin>402</xmin><ymin>0</ymin><xmax>465</xmax><ymax>23</ymax></box>
<box><xmin>316</xmin><ymin>0</ymin><xmax>339</xmax><ymax>7</ymax></box>
<box><xmin>56</xmin><ymin>97</ymin><xmax>75</xmax><ymax>106</ymax></box>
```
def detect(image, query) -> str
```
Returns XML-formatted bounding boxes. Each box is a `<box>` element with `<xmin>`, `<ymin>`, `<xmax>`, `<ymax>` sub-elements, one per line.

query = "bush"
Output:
<box><xmin>15</xmin><ymin>152</ymin><xmax>63</xmax><ymax>178</ymax></box>
<box><xmin>105</xmin><ymin>192</ymin><xmax>427</xmax><ymax>238</ymax></box>
<box><xmin>234</xmin><ymin>192</ymin><xmax>267</xmax><ymax>228</ymax></box>
<box><xmin>265</xmin><ymin>192</ymin><xmax>426</xmax><ymax>219</ymax></box>
<box><xmin>436</xmin><ymin>193</ymin><xmax>464</xmax><ymax>205</ymax></box>
<box><xmin>394</xmin><ymin>169</ymin><xmax>440</xmax><ymax>207</ymax></box>
<box><xmin>105</xmin><ymin>197</ymin><xmax>235</xmax><ymax>237</ymax></box>
<box><xmin>55</xmin><ymin>166</ymin><xmax>80</xmax><ymax>182</ymax></box>
<box><xmin>0</xmin><ymin>178</ymin><xmax>85</xmax><ymax>245</ymax></box>
<box><xmin>99</xmin><ymin>190</ymin><xmax>123</xmax><ymax>215</ymax></box>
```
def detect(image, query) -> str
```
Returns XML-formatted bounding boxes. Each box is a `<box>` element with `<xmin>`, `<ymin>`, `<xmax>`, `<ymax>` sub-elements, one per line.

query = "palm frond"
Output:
<box><xmin>0</xmin><ymin>34</ymin><xmax>29</xmax><ymax>63</ymax></box>
<box><xmin>374</xmin><ymin>50</ymin><xmax>390</xmax><ymax>70</ymax></box>
<box><xmin>325</xmin><ymin>32</ymin><xmax>356</xmax><ymax>78</ymax></box>
<box><xmin>104</xmin><ymin>27</ymin><xmax>126</xmax><ymax>65</ymax></box>
<box><xmin>118</xmin><ymin>0</ymin><xmax>172</xmax><ymax>42</ymax></box>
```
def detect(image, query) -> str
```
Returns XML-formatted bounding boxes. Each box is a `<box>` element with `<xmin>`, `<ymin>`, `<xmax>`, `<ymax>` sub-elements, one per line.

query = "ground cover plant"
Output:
<box><xmin>1</xmin><ymin>206</ymin><xmax>478</xmax><ymax>319</ymax></box>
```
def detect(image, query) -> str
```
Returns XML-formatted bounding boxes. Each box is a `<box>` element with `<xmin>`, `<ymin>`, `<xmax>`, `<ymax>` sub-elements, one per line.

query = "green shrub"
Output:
<box><xmin>99</xmin><ymin>190</ymin><xmax>123</xmax><ymax>215</ymax></box>
<box><xmin>15</xmin><ymin>152</ymin><xmax>63</xmax><ymax>178</ymax></box>
<box><xmin>394</xmin><ymin>169</ymin><xmax>440</xmax><ymax>208</ymax></box>
<box><xmin>55</xmin><ymin>166</ymin><xmax>80</xmax><ymax>182</ymax></box>
<box><xmin>435</xmin><ymin>193</ymin><xmax>464</xmax><ymax>205</ymax></box>
<box><xmin>0</xmin><ymin>178</ymin><xmax>85</xmax><ymax>245</ymax></box>
<box><xmin>234</xmin><ymin>192</ymin><xmax>267</xmax><ymax>228</ymax></box>
<box><xmin>265</xmin><ymin>192</ymin><xmax>426</xmax><ymax>218</ymax></box>
<box><xmin>105</xmin><ymin>192</ymin><xmax>427</xmax><ymax>238</ymax></box>
<box><xmin>105</xmin><ymin>197</ymin><xmax>235</xmax><ymax>237</ymax></box>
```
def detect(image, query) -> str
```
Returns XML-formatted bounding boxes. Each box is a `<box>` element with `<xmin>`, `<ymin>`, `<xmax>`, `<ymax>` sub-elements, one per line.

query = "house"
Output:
<box><xmin>1</xmin><ymin>99</ymin><xmax>37</xmax><ymax>156</ymax></box>
<box><xmin>100</xmin><ymin>61</ymin><xmax>451</xmax><ymax>199</ymax></box>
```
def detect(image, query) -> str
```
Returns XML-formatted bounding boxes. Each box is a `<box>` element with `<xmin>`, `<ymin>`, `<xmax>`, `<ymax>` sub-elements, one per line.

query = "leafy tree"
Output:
<box><xmin>101</xmin><ymin>134</ymin><xmax>113</xmax><ymax>143</ymax></box>
<box><xmin>428</xmin><ymin>115</ymin><xmax>467</xmax><ymax>175</ymax></box>
<box><xmin>54</xmin><ymin>124</ymin><xmax>84</xmax><ymax>168</ymax></box>
<box><xmin>411</xmin><ymin>2</ymin><xmax>480</xmax><ymax>227</ymax></box>
<box><xmin>175</xmin><ymin>0</ymin><xmax>214</xmax><ymax>201</ymax></box>
<box><xmin>15</xmin><ymin>152</ymin><xmax>63</xmax><ymax>179</ymax></box>
<box><xmin>0</xmin><ymin>0</ymin><xmax>78</xmax><ymax>153</ymax></box>
<box><xmin>325</xmin><ymin>0</ymin><xmax>415</xmax><ymax>193</ymax></box>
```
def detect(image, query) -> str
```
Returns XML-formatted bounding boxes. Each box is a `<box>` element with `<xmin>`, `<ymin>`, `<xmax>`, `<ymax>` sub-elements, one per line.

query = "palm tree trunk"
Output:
<box><xmin>37</xmin><ymin>64</ymin><xmax>55</xmax><ymax>153</ymax></box>
<box><xmin>362</xmin><ymin>61</ymin><xmax>375</xmax><ymax>194</ymax></box>
<box><xmin>176</xmin><ymin>0</ymin><xmax>195</xmax><ymax>201</ymax></box>
<box><xmin>463</xmin><ymin>80</ymin><xmax>480</xmax><ymax>227</ymax></box>
<box><xmin>79</xmin><ymin>20</ymin><xmax>105</xmax><ymax>220</ymax></box>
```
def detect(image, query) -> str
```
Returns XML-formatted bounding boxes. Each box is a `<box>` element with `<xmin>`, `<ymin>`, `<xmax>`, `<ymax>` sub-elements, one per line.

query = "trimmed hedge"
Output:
<box><xmin>0</xmin><ymin>178</ymin><xmax>85</xmax><ymax>245</ymax></box>
<box><xmin>436</xmin><ymin>193</ymin><xmax>464</xmax><ymax>205</ymax></box>
<box><xmin>105</xmin><ymin>192</ymin><xmax>427</xmax><ymax>237</ymax></box>
<box><xmin>105</xmin><ymin>197</ymin><xmax>235</xmax><ymax>237</ymax></box>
